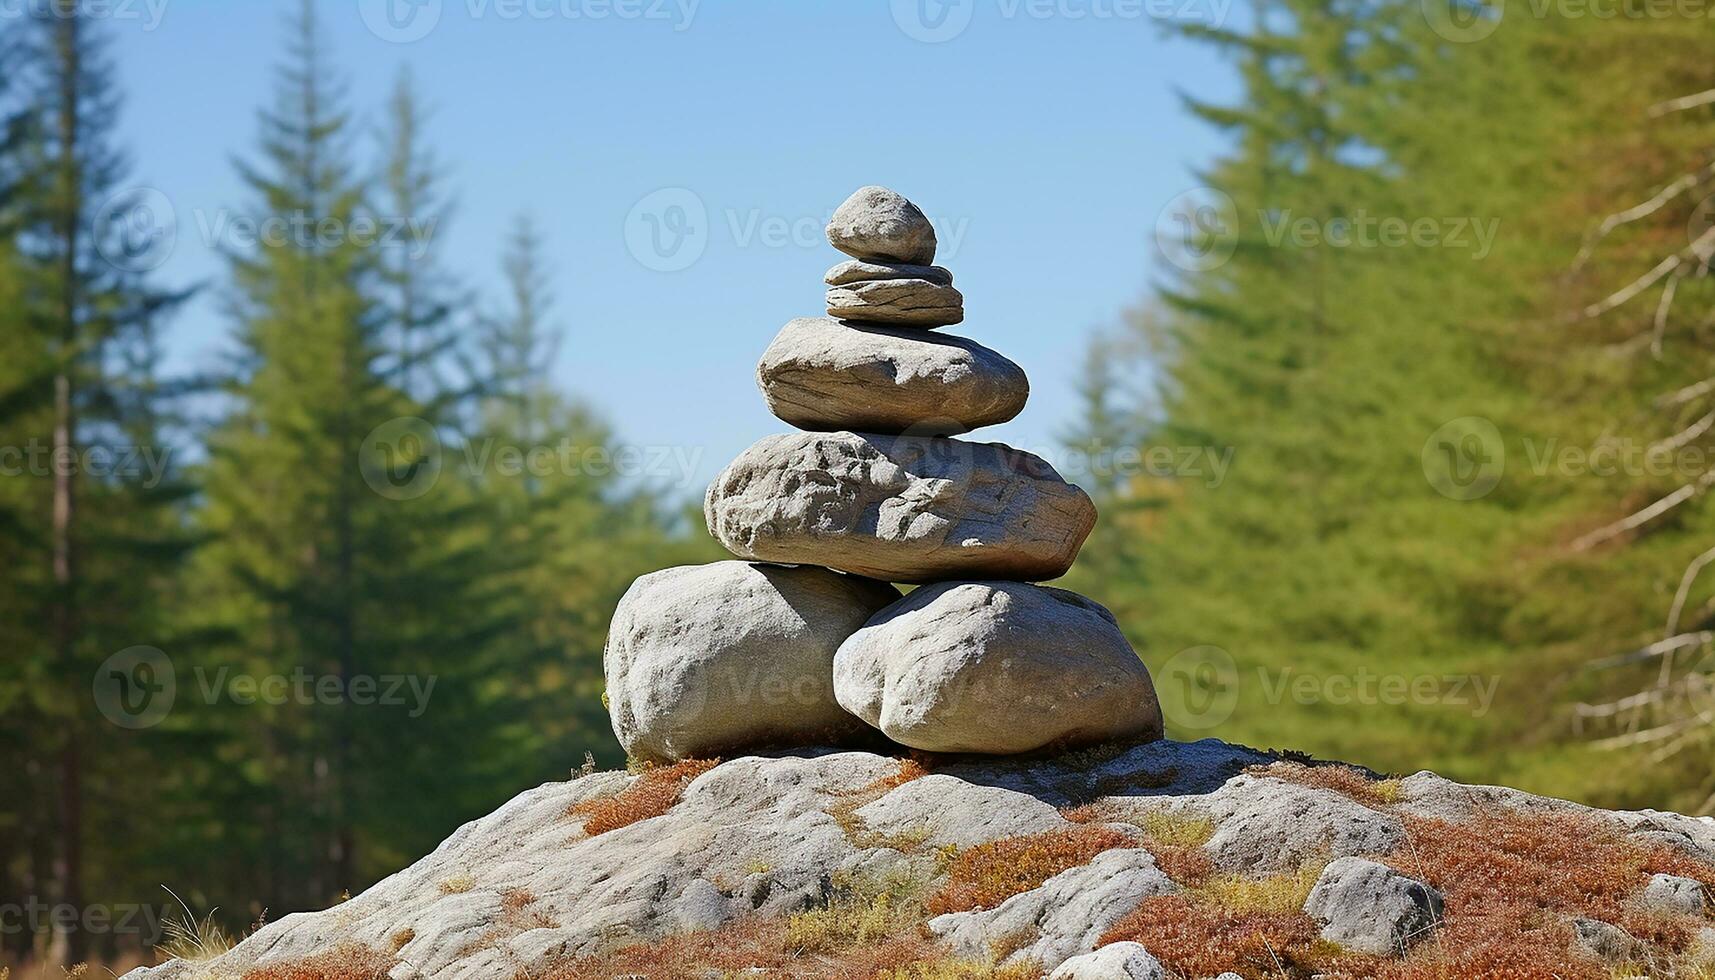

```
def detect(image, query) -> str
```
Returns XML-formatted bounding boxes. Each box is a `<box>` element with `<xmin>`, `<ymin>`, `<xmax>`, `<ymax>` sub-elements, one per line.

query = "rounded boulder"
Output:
<box><xmin>833</xmin><ymin>581</ymin><xmax>1163</xmax><ymax>754</ymax></box>
<box><xmin>604</xmin><ymin>561</ymin><xmax>899</xmax><ymax>762</ymax></box>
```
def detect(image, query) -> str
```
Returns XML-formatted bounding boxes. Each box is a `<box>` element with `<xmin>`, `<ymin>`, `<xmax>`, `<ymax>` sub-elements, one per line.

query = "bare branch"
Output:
<box><xmin>1569</xmin><ymin>470</ymin><xmax>1715</xmax><ymax>552</ymax></box>
<box><xmin>1652</xmin><ymin>409</ymin><xmax>1715</xmax><ymax>453</ymax></box>
<box><xmin>1649</xmin><ymin>88</ymin><xmax>1715</xmax><ymax>118</ymax></box>
<box><xmin>1650</xmin><ymin>268</ymin><xmax>1683</xmax><ymax>359</ymax></box>
<box><xmin>1588</xmin><ymin>631</ymin><xmax>1715</xmax><ymax>670</ymax></box>
<box><xmin>1584</xmin><ymin>227</ymin><xmax>1715</xmax><ymax>320</ymax></box>
<box><xmin>1657</xmin><ymin>376</ymin><xmax>1715</xmax><ymax>410</ymax></box>
<box><xmin>1571</xmin><ymin>161</ymin><xmax>1715</xmax><ymax>271</ymax></box>
<box><xmin>1666</xmin><ymin>545</ymin><xmax>1715</xmax><ymax>639</ymax></box>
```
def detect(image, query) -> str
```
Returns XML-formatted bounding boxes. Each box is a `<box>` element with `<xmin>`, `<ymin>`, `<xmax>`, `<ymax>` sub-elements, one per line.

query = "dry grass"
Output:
<box><xmin>155</xmin><ymin>887</ymin><xmax>237</xmax><ymax>963</ymax></box>
<box><xmin>875</xmin><ymin>957</ymin><xmax>1042</xmax><ymax>980</ymax></box>
<box><xmin>1192</xmin><ymin>862</ymin><xmax>1324</xmax><ymax>915</ymax></box>
<box><xmin>927</xmin><ymin>826</ymin><xmax>1134</xmax><ymax>915</ymax></box>
<box><xmin>1371</xmin><ymin>809</ymin><xmax>1715</xmax><ymax>979</ymax></box>
<box><xmin>568</xmin><ymin>757</ymin><xmax>720</xmax><ymax>836</ymax></box>
<box><xmin>1252</xmin><ymin>761</ymin><xmax>1402</xmax><ymax>808</ymax></box>
<box><xmin>538</xmin><ymin>917</ymin><xmax>933</xmax><ymax>979</ymax></box>
<box><xmin>240</xmin><ymin>944</ymin><xmax>394</xmax><ymax>980</ymax></box>
<box><xmin>437</xmin><ymin>872</ymin><xmax>475</xmax><ymax>894</ymax></box>
<box><xmin>787</xmin><ymin>866</ymin><xmax>929</xmax><ymax>954</ymax></box>
<box><xmin>1067</xmin><ymin>805</ymin><xmax>1216</xmax><ymax>885</ymax></box>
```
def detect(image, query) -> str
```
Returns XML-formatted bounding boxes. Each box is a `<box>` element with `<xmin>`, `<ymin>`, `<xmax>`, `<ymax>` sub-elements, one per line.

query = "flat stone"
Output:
<box><xmin>1302</xmin><ymin>856</ymin><xmax>1442</xmax><ymax>955</ymax></box>
<box><xmin>756</xmin><ymin>317</ymin><xmax>1027</xmax><ymax>435</ymax></box>
<box><xmin>603</xmin><ymin>561</ymin><xmax>898</xmax><ymax>762</ymax></box>
<box><xmin>704</xmin><ymin>431</ymin><xmax>1097</xmax><ymax>583</ymax></box>
<box><xmin>827</xmin><ymin>279</ymin><xmax>965</xmax><ymax>328</ymax></box>
<box><xmin>825</xmin><ymin>259</ymin><xmax>953</xmax><ymax>287</ymax></box>
<box><xmin>826</xmin><ymin>185</ymin><xmax>937</xmax><ymax>265</ymax></box>
<box><xmin>835</xmin><ymin>582</ymin><xmax>1162</xmax><ymax>754</ymax></box>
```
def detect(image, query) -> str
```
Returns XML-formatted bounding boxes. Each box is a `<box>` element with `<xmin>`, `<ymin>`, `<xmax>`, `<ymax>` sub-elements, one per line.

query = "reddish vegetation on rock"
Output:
<box><xmin>928</xmin><ymin>826</ymin><xmax>1136</xmax><ymax>916</ymax></box>
<box><xmin>568</xmin><ymin>758</ymin><xmax>720</xmax><ymax>836</ymax></box>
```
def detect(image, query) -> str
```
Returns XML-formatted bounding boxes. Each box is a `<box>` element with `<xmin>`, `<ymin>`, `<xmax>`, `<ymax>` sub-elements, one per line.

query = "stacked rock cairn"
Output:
<box><xmin>604</xmin><ymin>186</ymin><xmax>1164</xmax><ymax>763</ymax></box>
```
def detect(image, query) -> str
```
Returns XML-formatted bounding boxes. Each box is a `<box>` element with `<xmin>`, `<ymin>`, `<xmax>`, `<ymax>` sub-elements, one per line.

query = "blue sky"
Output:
<box><xmin>107</xmin><ymin>0</ymin><xmax>1239</xmax><ymax>494</ymax></box>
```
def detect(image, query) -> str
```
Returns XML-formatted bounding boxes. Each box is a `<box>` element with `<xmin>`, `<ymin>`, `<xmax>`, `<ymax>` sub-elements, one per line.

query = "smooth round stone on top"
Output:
<box><xmin>826</xmin><ymin>185</ymin><xmax>937</xmax><ymax>266</ymax></box>
<box><xmin>827</xmin><ymin>279</ymin><xmax>964</xmax><ymax>328</ymax></box>
<box><xmin>834</xmin><ymin>581</ymin><xmax>1164</xmax><ymax>755</ymax></box>
<box><xmin>603</xmin><ymin>561</ymin><xmax>898</xmax><ymax>763</ymax></box>
<box><xmin>757</xmin><ymin>317</ymin><xmax>1025</xmax><ymax>435</ymax></box>
<box><xmin>704</xmin><ymin>431</ymin><xmax>1096</xmax><ymax>584</ymax></box>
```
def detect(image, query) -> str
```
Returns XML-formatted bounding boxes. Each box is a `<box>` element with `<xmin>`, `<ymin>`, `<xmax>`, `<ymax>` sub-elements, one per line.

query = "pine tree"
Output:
<box><xmin>1</xmin><ymin>3</ymin><xmax>188</xmax><ymax>962</ymax></box>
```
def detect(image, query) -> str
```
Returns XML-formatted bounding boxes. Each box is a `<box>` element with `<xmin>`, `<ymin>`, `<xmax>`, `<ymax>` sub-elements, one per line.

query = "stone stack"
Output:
<box><xmin>604</xmin><ymin>186</ymin><xmax>1163</xmax><ymax>762</ymax></box>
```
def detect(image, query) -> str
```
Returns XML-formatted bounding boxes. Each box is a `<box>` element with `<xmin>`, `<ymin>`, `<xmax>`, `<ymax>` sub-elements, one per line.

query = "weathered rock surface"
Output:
<box><xmin>756</xmin><ymin>317</ymin><xmax>1027</xmax><ymax>435</ymax></box>
<box><xmin>826</xmin><ymin>185</ymin><xmax>937</xmax><ymax>265</ymax></box>
<box><xmin>705</xmin><ymin>431</ymin><xmax>1097</xmax><ymax>583</ymax></box>
<box><xmin>603</xmin><ymin>562</ymin><xmax>898</xmax><ymax>762</ymax></box>
<box><xmin>1303</xmin><ymin>856</ymin><xmax>1443</xmax><ymax>955</ymax></box>
<box><xmin>834</xmin><ymin>582</ymin><xmax>1163</xmax><ymax>754</ymax></box>
<box><xmin>1048</xmin><ymin>941</ymin><xmax>1167</xmax><ymax>980</ymax></box>
<box><xmin>119</xmin><ymin>738</ymin><xmax>1715</xmax><ymax>980</ymax></box>
<box><xmin>930</xmin><ymin>845</ymin><xmax>1176</xmax><ymax>970</ymax></box>
<box><xmin>825</xmin><ymin>258</ymin><xmax>953</xmax><ymax>287</ymax></box>
<box><xmin>827</xmin><ymin>278</ymin><xmax>965</xmax><ymax>327</ymax></box>
<box><xmin>1643</xmin><ymin>872</ymin><xmax>1708</xmax><ymax>914</ymax></box>
<box><xmin>1191</xmin><ymin>773</ymin><xmax>1406</xmax><ymax>873</ymax></box>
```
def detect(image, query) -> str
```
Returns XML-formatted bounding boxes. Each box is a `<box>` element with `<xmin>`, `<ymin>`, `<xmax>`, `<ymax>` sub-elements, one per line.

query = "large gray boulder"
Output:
<box><xmin>756</xmin><ymin>317</ymin><xmax>1026</xmax><ymax>435</ymax></box>
<box><xmin>603</xmin><ymin>562</ymin><xmax>898</xmax><ymax>762</ymax></box>
<box><xmin>705</xmin><ymin>432</ymin><xmax>1097</xmax><ymax>583</ymax></box>
<box><xmin>834</xmin><ymin>582</ymin><xmax>1163</xmax><ymax>754</ymax></box>
<box><xmin>827</xmin><ymin>278</ymin><xmax>965</xmax><ymax>327</ymax></box>
<box><xmin>826</xmin><ymin>185</ymin><xmax>937</xmax><ymax>265</ymax></box>
<box><xmin>1302</xmin><ymin>856</ymin><xmax>1442</xmax><ymax>955</ymax></box>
